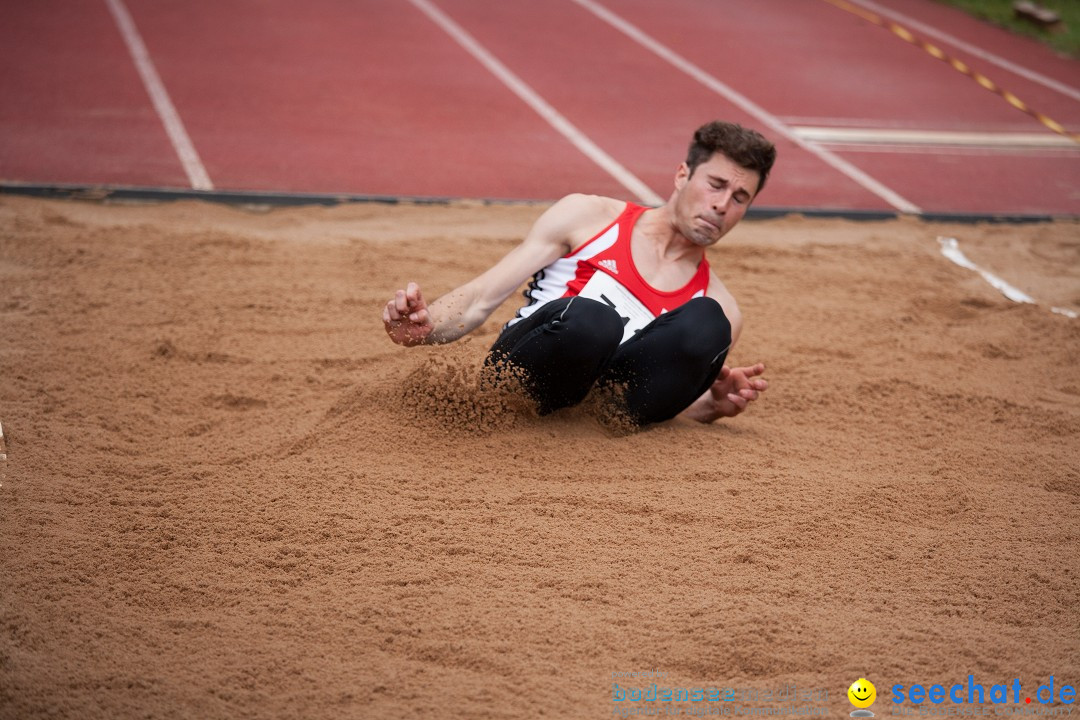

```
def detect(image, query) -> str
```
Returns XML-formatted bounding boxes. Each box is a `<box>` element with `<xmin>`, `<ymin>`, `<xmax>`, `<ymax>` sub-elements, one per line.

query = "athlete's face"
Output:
<box><xmin>673</xmin><ymin>153</ymin><xmax>760</xmax><ymax>247</ymax></box>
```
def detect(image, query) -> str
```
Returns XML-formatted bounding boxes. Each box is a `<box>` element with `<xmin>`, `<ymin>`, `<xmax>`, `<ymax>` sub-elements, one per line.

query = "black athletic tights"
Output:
<box><xmin>485</xmin><ymin>296</ymin><xmax>731</xmax><ymax>426</ymax></box>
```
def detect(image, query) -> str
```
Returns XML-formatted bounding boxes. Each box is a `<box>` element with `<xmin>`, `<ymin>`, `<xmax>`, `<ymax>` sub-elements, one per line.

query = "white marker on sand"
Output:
<box><xmin>938</xmin><ymin>237</ymin><xmax>1076</xmax><ymax>318</ymax></box>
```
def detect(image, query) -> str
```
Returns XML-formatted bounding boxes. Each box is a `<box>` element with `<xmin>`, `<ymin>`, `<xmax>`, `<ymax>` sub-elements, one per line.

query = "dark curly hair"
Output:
<box><xmin>686</xmin><ymin>121</ymin><xmax>776</xmax><ymax>195</ymax></box>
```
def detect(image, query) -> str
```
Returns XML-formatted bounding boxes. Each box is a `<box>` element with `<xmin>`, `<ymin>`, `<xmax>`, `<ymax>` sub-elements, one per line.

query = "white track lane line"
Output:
<box><xmin>847</xmin><ymin>0</ymin><xmax>1080</xmax><ymax>104</ymax></box>
<box><xmin>793</xmin><ymin>127</ymin><xmax>1080</xmax><ymax>148</ymax></box>
<box><xmin>105</xmin><ymin>0</ymin><xmax>212</xmax><ymax>190</ymax></box>
<box><xmin>407</xmin><ymin>0</ymin><xmax>663</xmax><ymax>206</ymax></box>
<box><xmin>804</xmin><ymin>144</ymin><xmax>1077</xmax><ymax>158</ymax></box>
<box><xmin>570</xmin><ymin>0</ymin><xmax>922</xmax><ymax>215</ymax></box>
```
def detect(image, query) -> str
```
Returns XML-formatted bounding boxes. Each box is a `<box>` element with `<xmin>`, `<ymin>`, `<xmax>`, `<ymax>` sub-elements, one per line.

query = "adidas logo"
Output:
<box><xmin>598</xmin><ymin>258</ymin><xmax>619</xmax><ymax>274</ymax></box>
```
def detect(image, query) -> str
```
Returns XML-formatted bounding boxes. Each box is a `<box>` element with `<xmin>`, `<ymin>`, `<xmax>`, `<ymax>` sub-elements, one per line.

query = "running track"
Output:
<box><xmin>2</xmin><ymin>0</ymin><xmax>1079</xmax><ymax>216</ymax></box>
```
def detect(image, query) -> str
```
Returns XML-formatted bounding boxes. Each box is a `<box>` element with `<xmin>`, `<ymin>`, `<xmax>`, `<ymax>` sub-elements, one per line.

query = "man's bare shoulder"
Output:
<box><xmin>553</xmin><ymin>193</ymin><xmax>625</xmax><ymax>217</ymax></box>
<box><xmin>540</xmin><ymin>194</ymin><xmax>626</xmax><ymax>250</ymax></box>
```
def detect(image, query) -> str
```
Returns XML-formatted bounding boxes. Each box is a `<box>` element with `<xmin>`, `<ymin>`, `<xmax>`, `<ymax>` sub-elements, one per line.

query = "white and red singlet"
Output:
<box><xmin>508</xmin><ymin>202</ymin><xmax>711</xmax><ymax>343</ymax></box>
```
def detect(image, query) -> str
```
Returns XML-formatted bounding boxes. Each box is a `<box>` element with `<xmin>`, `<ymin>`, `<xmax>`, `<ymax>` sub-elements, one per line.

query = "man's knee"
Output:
<box><xmin>556</xmin><ymin>297</ymin><xmax>624</xmax><ymax>349</ymax></box>
<box><xmin>506</xmin><ymin>297</ymin><xmax>624</xmax><ymax>415</ymax></box>
<box><xmin>669</xmin><ymin>296</ymin><xmax>731</xmax><ymax>356</ymax></box>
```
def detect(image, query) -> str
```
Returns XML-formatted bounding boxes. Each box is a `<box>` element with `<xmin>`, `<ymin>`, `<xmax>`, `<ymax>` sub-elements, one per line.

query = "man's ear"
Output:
<box><xmin>674</xmin><ymin>162</ymin><xmax>690</xmax><ymax>190</ymax></box>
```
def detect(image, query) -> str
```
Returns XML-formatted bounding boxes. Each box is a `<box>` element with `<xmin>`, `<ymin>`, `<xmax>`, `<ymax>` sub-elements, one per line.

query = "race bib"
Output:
<box><xmin>577</xmin><ymin>270</ymin><xmax>656</xmax><ymax>344</ymax></box>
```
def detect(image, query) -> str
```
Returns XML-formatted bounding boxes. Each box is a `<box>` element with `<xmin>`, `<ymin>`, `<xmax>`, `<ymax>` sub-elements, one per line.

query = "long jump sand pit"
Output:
<box><xmin>1</xmin><ymin>195</ymin><xmax>1078</xmax><ymax>718</ymax></box>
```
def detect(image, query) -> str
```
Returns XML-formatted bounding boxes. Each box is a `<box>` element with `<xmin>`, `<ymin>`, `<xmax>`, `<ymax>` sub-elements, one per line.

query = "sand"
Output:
<box><xmin>0</xmin><ymin>195</ymin><xmax>1078</xmax><ymax>719</ymax></box>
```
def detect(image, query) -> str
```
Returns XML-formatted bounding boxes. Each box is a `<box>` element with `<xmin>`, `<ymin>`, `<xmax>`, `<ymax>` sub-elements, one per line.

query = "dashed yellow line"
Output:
<box><xmin>820</xmin><ymin>0</ymin><xmax>1080</xmax><ymax>144</ymax></box>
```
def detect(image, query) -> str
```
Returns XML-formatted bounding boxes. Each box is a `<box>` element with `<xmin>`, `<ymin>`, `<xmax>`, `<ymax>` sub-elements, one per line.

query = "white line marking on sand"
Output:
<box><xmin>793</xmin><ymin>127</ymin><xmax>1079</xmax><ymax>148</ymax></box>
<box><xmin>938</xmin><ymin>237</ymin><xmax>1076</xmax><ymax>318</ymax></box>
<box><xmin>104</xmin><ymin>0</ymin><xmax>213</xmax><ymax>190</ymax></box>
<box><xmin>569</xmin><ymin>0</ymin><xmax>921</xmax><ymax>215</ymax></box>
<box><xmin>407</xmin><ymin>0</ymin><xmax>662</xmax><ymax>206</ymax></box>
<box><xmin>0</xmin><ymin>420</ymin><xmax>7</xmax><ymax>461</ymax></box>
<box><xmin>939</xmin><ymin>237</ymin><xmax>1035</xmax><ymax>303</ymax></box>
<box><xmin>846</xmin><ymin>0</ymin><xmax>1080</xmax><ymax>104</ymax></box>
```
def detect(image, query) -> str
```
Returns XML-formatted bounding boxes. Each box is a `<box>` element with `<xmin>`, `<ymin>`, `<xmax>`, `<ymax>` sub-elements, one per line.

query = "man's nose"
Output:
<box><xmin>712</xmin><ymin>191</ymin><xmax>732</xmax><ymax>213</ymax></box>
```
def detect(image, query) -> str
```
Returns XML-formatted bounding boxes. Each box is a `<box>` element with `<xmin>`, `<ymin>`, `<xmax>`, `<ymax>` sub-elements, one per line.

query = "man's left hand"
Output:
<box><xmin>682</xmin><ymin>362</ymin><xmax>768</xmax><ymax>423</ymax></box>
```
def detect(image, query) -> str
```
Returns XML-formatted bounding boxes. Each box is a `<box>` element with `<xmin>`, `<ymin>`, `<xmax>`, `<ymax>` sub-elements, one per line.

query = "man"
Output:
<box><xmin>383</xmin><ymin>121</ymin><xmax>773</xmax><ymax>427</ymax></box>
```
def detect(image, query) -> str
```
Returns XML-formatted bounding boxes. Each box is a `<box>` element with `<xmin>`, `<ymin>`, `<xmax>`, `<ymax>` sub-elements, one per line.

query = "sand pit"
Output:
<box><xmin>0</xmin><ymin>195</ymin><xmax>1078</xmax><ymax>718</ymax></box>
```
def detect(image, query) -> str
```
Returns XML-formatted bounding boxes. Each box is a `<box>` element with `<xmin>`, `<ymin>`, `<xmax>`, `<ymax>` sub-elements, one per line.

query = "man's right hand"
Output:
<box><xmin>383</xmin><ymin>282</ymin><xmax>434</xmax><ymax>346</ymax></box>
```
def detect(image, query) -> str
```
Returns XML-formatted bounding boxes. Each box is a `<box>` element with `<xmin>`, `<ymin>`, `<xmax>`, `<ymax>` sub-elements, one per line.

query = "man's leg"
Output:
<box><xmin>600</xmin><ymin>296</ymin><xmax>731</xmax><ymax>426</ymax></box>
<box><xmin>486</xmin><ymin>297</ymin><xmax>625</xmax><ymax>415</ymax></box>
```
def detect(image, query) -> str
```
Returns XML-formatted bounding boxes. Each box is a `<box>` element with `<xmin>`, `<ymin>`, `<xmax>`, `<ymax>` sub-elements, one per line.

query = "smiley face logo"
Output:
<box><xmin>848</xmin><ymin>678</ymin><xmax>877</xmax><ymax>709</ymax></box>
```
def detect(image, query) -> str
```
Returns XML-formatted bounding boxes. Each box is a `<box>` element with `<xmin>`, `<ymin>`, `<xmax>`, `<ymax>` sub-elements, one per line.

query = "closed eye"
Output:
<box><xmin>709</xmin><ymin>175</ymin><xmax>751</xmax><ymax>204</ymax></box>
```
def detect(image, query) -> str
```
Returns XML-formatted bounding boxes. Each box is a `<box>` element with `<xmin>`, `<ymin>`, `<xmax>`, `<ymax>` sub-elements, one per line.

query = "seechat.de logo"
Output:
<box><xmin>891</xmin><ymin>676</ymin><xmax>1076</xmax><ymax>706</ymax></box>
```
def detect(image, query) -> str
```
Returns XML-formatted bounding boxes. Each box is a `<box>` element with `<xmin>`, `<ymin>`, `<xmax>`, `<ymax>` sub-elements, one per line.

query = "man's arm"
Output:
<box><xmin>383</xmin><ymin>194</ymin><xmax>619</xmax><ymax>346</ymax></box>
<box><xmin>678</xmin><ymin>271</ymin><xmax>767</xmax><ymax>423</ymax></box>
<box><xmin>704</xmin><ymin>271</ymin><xmax>743</xmax><ymax>347</ymax></box>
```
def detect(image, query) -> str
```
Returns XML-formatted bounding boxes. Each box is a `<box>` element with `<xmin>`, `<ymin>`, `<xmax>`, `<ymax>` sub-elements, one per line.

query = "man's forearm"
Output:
<box><xmin>423</xmin><ymin>285</ymin><xmax>490</xmax><ymax>344</ymax></box>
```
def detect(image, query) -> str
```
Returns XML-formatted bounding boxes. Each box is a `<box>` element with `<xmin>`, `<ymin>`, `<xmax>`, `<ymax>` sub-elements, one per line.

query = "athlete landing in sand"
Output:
<box><xmin>383</xmin><ymin>121</ymin><xmax>774</xmax><ymax>427</ymax></box>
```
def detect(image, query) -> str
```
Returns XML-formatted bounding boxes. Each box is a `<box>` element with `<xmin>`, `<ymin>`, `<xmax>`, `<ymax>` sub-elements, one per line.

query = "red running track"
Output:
<box><xmin>1</xmin><ymin>0</ymin><xmax>1079</xmax><ymax>215</ymax></box>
